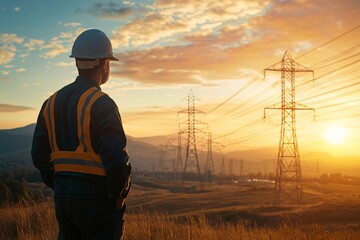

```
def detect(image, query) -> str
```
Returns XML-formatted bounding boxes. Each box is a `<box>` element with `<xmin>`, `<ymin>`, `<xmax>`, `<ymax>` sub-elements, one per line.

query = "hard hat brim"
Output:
<box><xmin>109</xmin><ymin>55</ymin><xmax>119</xmax><ymax>61</ymax></box>
<box><xmin>70</xmin><ymin>55</ymin><xmax>119</xmax><ymax>61</ymax></box>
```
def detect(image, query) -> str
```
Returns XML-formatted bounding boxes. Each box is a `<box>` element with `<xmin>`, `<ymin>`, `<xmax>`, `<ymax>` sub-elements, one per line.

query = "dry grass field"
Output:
<box><xmin>1</xmin><ymin>181</ymin><xmax>359</xmax><ymax>239</ymax></box>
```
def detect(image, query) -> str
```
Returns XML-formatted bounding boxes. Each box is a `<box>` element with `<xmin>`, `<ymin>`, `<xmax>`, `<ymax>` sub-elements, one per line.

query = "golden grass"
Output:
<box><xmin>1</xmin><ymin>198</ymin><xmax>359</xmax><ymax>240</ymax></box>
<box><xmin>0</xmin><ymin>199</ymin><xmax>57</xmax><ymax>240</ymax></box>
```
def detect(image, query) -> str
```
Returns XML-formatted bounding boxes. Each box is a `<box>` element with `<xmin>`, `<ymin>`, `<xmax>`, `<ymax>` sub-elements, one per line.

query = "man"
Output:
<box><xmin>32</xmin><ymin>29</ymin><xmax>131</xmax><ymax>240</ymax></box>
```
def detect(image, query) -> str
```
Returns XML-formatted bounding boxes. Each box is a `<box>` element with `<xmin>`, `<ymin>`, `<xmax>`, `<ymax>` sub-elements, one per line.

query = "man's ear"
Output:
<box><xmin>103</xmin><ymin>61</ymin><xmax>109</xmax><ymax>73</ymax></box>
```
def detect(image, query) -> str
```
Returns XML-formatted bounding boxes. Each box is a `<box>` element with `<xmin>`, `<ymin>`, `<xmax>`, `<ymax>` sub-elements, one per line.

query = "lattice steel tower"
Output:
<box><xmin>264</xmin><ymin>51</ymin><xmax>314</xmax><ymax>205</ymax></box>
<box><xmin>239</xmin><ymin>159</ymin><xmax>244</xmax><ymax>176</ymax></box>
<box><xmin>178</xmin><ymin>90</ymin><xmax>206</xmax><ymax>182</ymax></box>
<box><xmin>205</xmin><ymin>131</ymin><xmax>215</xmax><ymax>182</ymax></box>
<box><xmin>175</xmin><ymin>131</ymin><xmax>184</xmax><ymax>181</ymax></box>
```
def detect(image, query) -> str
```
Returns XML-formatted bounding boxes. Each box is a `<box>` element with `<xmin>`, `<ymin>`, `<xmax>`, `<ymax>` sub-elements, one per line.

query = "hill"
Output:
<box><xmin>0</xmin><ymin>124</ymin><xmax>161</xmax><ymax>172</ymax></box>
<box><xmin>0</xmin><ymin>124</ymin><xmax>359</xmax><ymax>176</ymax></box>
<box><xmin>0</xmin><ymin>124</ymin><xmax>35</xmax><ymax>155</ymax></box>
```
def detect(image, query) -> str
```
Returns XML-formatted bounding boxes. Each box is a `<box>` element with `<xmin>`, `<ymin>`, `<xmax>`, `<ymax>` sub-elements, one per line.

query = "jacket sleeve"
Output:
<box><xmin>92</xmin><ymin>96</ymin><xmax>132</xmax><ymax>199</ymax></box>
<box><xmin>31</xmin><ymin>101</ymin><xmax>54</xmax><ymax>188</ymax></box>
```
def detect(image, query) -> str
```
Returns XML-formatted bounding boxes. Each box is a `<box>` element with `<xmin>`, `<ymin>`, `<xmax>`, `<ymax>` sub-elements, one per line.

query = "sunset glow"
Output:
<box><xmin>0</xmin><ymin>0</ymin><xmax>359</xmax><ymax>157</ymax></box>
<box><xmin>324</xmin><ymin>125</ymin><xmax>347</xmax><ymax>145</ymax></box>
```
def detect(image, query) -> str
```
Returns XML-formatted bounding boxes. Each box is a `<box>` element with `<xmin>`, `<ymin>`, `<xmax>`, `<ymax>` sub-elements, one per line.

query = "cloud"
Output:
<box><xmin>23</xmin><ymin>38</ymin><xmax>45</xmax><ymax>51</ymax></box>
<box><xmin>78</xmin><ymin>2</ymin><xmax>140</xmax><ymax>20</ymax></box>
<box><xmin>42</xmin><ymin>41</ymin><xmax>67</xmax><ymax>58</ymax></box>
<box><xmin>15</xmin><ymin>68</ymin><xmax>26</xmax><ymax>72</ymax></box>
<box><xmin>0</xmin><ymin>33</ymin><xmax>24</xmax><ymax>65</ymax></box>
<box><xmin>18</xmin><ymin>53</ymin><xmax>28</xmax><ymax>58</ymax></box>
<box><xmin>55</xmin><ymin>61</ymin><xmax>74</xmax><ymax>67</ymax></box>
<box><xmin>0</xmin><ymin>33</ymin><xmax>24</xmax><ymax>44</ymax></box>
<box><xmin>123</xmin><ymin>1</ymin><xmax>135</xmax><ymax>6</ymax></box>
<box><xmin>21</xmin><ymin>82</ymin><xmax>40</xmax><ymax>87</ymax></box>
<box><xmin>14</xmin><ymin>7</ymin><xmax>20</xmax><ymax>12</ymax></box>
<box><xmin>109</xmin><ymin>0</ymin><xmax>269</xmax><ymax>83</ymax></box>
<box><xmin>0</xmin><ymin>104</ymin><xmax>33</xmax><ymax>112</ymax></box>
<box><xmin>111</xmin><ymin>0</ymin><xmax>267</xmax><ymax>49</ymax></box>
<box><xmin>64</xmin><ymin>22</ymin><xmax>81</xmax><ymax>28</ymax></box>
<box><xmin>0</xmin><ymin>45</ymin><xmax>16</xmax><ymax>65</ymax></box>
<box><xmin>111</xmin><ymin>12</ymin><xmax>188</xmax><ymax>48</ymax></box>
<box><xmin>0</xmin><ymin>30</ymin><xmax>81</xmax><ymax>62</ymax></box>
<box><xmin>110</xmin><ymin>0</ymin><xmax>360</xmax><ymax>85</ymax></box>
<box><xmin>111</xmin><ymin>26</ymin><xmax>263</xmax><ymax>84</ymax></box>
<box><xmin>41</xmin><ymin>28</ymin><xmax>86</xmax><ymax>58</ymax></box>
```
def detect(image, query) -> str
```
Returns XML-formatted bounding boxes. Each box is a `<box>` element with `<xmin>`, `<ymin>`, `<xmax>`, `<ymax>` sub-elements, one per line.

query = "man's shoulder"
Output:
<box><xmin>94</xmin><ymin>91</ymin><xmax>118</xmax><ymax>109</ymax></box>
<box><xmin>97</xmin><ymin>90</ymin><xmax>113</xmax><ymax>102</ymax></box>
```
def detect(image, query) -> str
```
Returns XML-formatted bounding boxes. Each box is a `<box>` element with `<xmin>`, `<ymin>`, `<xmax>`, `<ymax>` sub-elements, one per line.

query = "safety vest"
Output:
<box><xmin>43</xmin><ymin>87</ymin><xmax>107</xmax><ymax>176</ymax></box>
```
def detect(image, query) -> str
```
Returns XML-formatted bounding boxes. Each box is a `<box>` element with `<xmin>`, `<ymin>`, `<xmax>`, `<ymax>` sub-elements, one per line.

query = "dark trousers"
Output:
<box><xmin>54</xmin><ymin>196</ymin><xmax>125</xmax><ymax>240</ymax></box>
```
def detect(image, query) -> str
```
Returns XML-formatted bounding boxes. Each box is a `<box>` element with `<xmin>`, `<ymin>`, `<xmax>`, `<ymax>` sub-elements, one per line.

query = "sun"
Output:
<box><xmin>324</xmin><ymin>125</ymin><xmax>347</xmax><ymax>145</ymax></box>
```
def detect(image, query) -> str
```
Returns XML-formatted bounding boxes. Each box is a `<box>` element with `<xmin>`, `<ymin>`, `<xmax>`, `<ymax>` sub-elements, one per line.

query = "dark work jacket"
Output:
<box><xmin>31</xmin><ymin>76</ymin><xmax>131</xmax><ymax>199</ymax></box>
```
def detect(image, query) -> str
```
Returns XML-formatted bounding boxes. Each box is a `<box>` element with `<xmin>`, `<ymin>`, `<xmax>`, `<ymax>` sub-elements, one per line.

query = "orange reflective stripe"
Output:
<box><xmin>54</xmin><ymin>164</ymin><xmax>106</xmax><ymax>176</ymax></box>
<box><xmin>49</xmin><ymin>92</ymin><xmax>59</xmax><ymax>152</ymax></box>
<box><xmin>77</xmin><ymin>88</ymin><xmax>98</xmax><ymax>152</ymax></box>
<box><xmin>43</xmin><ymin>92</ymin><xmax>59</xmax><ymax>152</ymax></box>
<box><xmin>51</xmin><ymin>151</ymin><xmax>102</xmax><ymax>162</ymax></box>
<box><xmin>83</xmin><ymin>91</ymin><xmax>106</xmax><ymax>153</ymax></box>
<box><xmin>43</xmin><ymin>98</ymin><xmax>52</xmax><ymax>149</ymax></box>
<box><xmin>52</xmin><ymin>151</ymin><xmax>105</xmax><ymax>176</ymax></box>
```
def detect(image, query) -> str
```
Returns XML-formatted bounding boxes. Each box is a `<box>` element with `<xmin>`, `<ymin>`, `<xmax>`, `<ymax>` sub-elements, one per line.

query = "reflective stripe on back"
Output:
<box><xmin>51</xmin><ymin>151</ymin><xmax>106</xmax><ymax>176</ymax></box>
<box><xmin>77</xmin><ymin>88</ymin><xmax>98</xmax><ymax>152</ymax></box>
<box><xmin>44</xmin><ymin>87</ymin><xmax>107</xmax><ymax>176</ymax></box>
<box><xmin>43</xmin><ymin>92</ymin><xmax>59</xmax><ymax>152</ymax></box>
<box><xmin>77</xmin><ymin>88</ymin><xmax>105</xmax><ymax>153</ymax></box>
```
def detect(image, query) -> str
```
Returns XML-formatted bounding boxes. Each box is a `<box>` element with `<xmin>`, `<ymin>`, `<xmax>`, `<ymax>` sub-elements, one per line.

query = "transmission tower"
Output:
<box><xmin>264</xmin><ymin>51</ymin><xmax>315</xmax><ymax>206</ymax></box>
<box><xmin>176</xmin><ymin>131</ymin><xmax>184</xmax><ymax>180</ymax></box>
<box><xmin>178</xmin><ymin>90</ymin><xmax>207</xmax><ymax>183</ymax></box>
<box><xmin>205</xmin><ymin>131</ymin><xmax>215</xmax><ymax>182</ymax></box>
<box><xmin>229</xmin><ymin>158</ymin><xmax>234</xmax><ymax>179</ymax></box>
<box><xmin>239</xmin><ymin>159</ymin><xmax>244</xmax><ymax>176</ymax></box>
<box><xmin>158</xmin><ymin>150</ymin><xmax>165</xmax><ymax>172</ymax></box>
<box><xmin>163</xmin><ymin>137</ymin><xmax>176</xmax><ymax>179</ymax></box>
<box><xmin>220</xmin><ymin>157</ymin><xmax>225</xmax><ymax>176</ymax></box>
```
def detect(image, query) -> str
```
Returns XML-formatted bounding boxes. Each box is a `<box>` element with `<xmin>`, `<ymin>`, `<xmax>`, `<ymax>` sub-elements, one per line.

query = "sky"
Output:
<box><xmin>0</xmin><ymin>0</ymin><xmax>360</xmax><ymax>156</ymax></box>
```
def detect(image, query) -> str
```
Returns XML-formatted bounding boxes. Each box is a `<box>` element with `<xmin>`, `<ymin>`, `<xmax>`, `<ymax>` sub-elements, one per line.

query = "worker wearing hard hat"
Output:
<box><xmin>32</xmin><ymin>29</ymin><xmax>131</xmax><ymax>240</ymax></box>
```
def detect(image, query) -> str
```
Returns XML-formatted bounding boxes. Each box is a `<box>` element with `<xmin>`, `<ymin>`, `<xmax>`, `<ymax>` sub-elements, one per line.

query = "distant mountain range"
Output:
<box><xmin>1</xmin><ymin>124</ymin><xmax>358</xmax><ymax>176</ymax></box>
<box><xmin>0</xmin><ymin>124</ymin><xmax>274</xmax><ymax>173</ymax></box>
<box><xmin>0</xmin><ymin>125</ymin><xmax>34</xmax><ymax>156</ymax></box>
<box><xmin>0</xmin><ymin>124</ymin><xmax>162</xmax><ymax>171</ymax></box>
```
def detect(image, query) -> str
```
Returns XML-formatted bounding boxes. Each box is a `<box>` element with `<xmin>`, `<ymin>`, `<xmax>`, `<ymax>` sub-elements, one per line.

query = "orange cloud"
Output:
<box><xmin>0</xmin><ymin>34</ymin><xmax>23</xmax><ymax>65</ymax></box>
<box><xmin>0</xmin><ymin>33</ymin><xmax>24</xmax><ymax>44</ymax></box>
<box><xmin>0</xmin><ymin>104</ymin><xmax>33</xmax><ymax>112</ymax></box>
<box><xmin>23</xmin><ymin>38</ymin><xmax>45</xmax><ymax>51</ymax></box>
<box><xmin>111</xmin><ymin>0</ymin><xmax>360</xmax><ymax>85</ymax></box>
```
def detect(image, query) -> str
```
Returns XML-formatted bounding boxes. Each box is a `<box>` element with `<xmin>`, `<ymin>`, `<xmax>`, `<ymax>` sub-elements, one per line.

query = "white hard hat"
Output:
<box><xmin>70</xmin><ymin>29</ymin><xmax>118</xmax><ymax>69</ymax></box>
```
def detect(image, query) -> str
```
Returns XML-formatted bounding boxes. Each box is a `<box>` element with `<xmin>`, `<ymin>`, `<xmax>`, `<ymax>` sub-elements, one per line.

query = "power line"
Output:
<box><xmin>207</xmin><ymin>76</ymin><xmax>260</xmax><ymax>114</ymax></box>
<box><xmin>295</xmin><ymin>24</ymin><xmax>360</xmax><ymax>59</ymax></box>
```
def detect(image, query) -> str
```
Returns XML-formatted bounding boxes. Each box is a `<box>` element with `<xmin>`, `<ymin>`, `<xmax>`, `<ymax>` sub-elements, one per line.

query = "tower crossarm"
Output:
<box><xmin>177</xmin><ymin>109</ymin><xmax>206</xmax><ymax>115</ymax></box>
<box><xmin>264</xmin><ymin>51</ymin><xmax>314</xmax><ymax>78</ymax></box>
<box><xmin>264</xmin><ymin>102</ymin><xmax>315</xmax><ymax>119</ymax></box>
